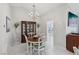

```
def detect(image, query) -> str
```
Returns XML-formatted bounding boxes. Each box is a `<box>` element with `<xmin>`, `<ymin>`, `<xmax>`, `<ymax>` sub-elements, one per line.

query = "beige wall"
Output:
<box><xmin>0</xmin><ymin>3</ymin><xmax>11</xmax><ymax>54</ymax></box>
<box><xmin>40</xmin><ymin>4</ymin><xmax>68</xmax><ymax>49</ymax></box>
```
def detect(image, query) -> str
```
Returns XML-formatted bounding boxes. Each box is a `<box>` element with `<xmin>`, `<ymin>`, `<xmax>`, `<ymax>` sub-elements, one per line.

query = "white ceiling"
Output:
<box><xmin>10</xmin><ymin>3</ymin><xmax>64</xmax><ymax>15</ymax></box>
<box><xmin>68</xmin><ymin>4</ymin><xmax>79</xmax><ymax>14</ymax></box>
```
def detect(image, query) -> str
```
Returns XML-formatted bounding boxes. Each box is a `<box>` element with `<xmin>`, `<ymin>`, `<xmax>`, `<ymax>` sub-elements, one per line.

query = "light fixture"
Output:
<box><xmin>28</xmin><ymin>4</ymin><xmax>39</xmax><ymax>21</ymax></box>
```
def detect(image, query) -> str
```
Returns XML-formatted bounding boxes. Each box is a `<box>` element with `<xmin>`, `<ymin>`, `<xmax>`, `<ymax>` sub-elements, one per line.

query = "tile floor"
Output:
<box><xmin>6</xmin><ymin>44</ymin><xmax>73</xmax><ymax>55</ymax></box>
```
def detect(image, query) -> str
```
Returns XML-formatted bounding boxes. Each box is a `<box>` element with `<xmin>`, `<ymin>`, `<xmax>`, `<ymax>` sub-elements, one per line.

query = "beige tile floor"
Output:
<box><xmin>0</xmin><ymin>44</ymin><xmax>73</xmax><ymax>55</ymax></box>
<box><xmin>6</xmin><ymin>45</ymin><xmax>73</xmax><ymax>55</ymax></box>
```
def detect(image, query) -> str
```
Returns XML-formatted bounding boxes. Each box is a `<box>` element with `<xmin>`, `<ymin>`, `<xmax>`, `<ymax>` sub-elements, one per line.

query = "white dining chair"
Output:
<box><xmin>24</xmin><ymin>34</ymin><xmax>33</xmax><ymax>55</ymax></box>
<box><xmin>33</xmin><ymin>35</ymin><xmax>46</xmax><ymax>55</ymax></box>
<box><xmin>23</xmin><ymin>34</ymin><xmax>29</xmax><ymax>52</ymax></box>
<box><xmin>73</xmin><ymin>46</ymin><xmax>79</xmax><ymax>55</ymax></box>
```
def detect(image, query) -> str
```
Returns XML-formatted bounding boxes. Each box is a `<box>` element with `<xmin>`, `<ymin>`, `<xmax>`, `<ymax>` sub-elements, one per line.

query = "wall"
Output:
<box><xmin>40</xmin><ymin>4</ymin><xmax>68</xmax><ymax>49</ymax></box>
<box><xmin>10</xmin><ymin>6</ymin><xmax>32</xmax><ymax>46</ymax></box>
<box><xmin>0</xmin><ymin>5</ymin><xmax>33</xmax><ymax>54</ymax></box>
<box><xmin>0</xmin><ymin>3</ymin><xmax>11</xmax><ymax>54</ymax></box>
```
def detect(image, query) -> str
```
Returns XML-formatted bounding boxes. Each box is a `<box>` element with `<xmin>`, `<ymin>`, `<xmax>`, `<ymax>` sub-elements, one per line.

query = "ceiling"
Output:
<box><xmin>68</xmin><ymin>4</ymin><xmax>79</xmax><ymax>14</ymax></box>
<box><xmin>9</xmin><ymin>3</ymin><xmax>64</xmax><ymax>15</ymax></box>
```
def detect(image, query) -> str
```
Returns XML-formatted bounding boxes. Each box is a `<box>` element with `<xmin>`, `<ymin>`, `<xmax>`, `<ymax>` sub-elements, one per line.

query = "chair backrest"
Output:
<box><xmin>39</xmin><ymin>35</ymin><xmax>46</xmax><ymax>47</ymax></box>
<box><xmin>38</xmin><ymin>37</ymin><xmax>41</xmax><ymax>42</ymax></box>
<box><xmin>23</xmin><ymin>34</ymin><xmax>28</xmax><ymax>42</ymax></box>
<box><xmin>23</xmin><ymin>34</ymin><xmax>29</xmax><ymax>53</ymax></box>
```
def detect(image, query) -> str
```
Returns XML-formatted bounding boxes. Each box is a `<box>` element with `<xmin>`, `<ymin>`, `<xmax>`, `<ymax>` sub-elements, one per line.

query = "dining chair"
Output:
<box><xmin>23</xmin><ymin>34</ymin><xmax>29</xmax><ymax>52</ymax></box>
<box><xmin>24</xmin><ymin>34</ymin><xmax>33</xmax><ymax>55</ymax></box>
<box><xmin>73</xmin><ymin>46</ymin><xmax>79</xmax><ymax>55</ymax></box>
<box><xmin>33</xmin><ymin>35</ymin><xmax>46</xmax><ymax>55</ymax></box>
<box><xmin>24</xmin><ymin>34</ymin><xmax>33</xmax><ymax>54</ymax></box>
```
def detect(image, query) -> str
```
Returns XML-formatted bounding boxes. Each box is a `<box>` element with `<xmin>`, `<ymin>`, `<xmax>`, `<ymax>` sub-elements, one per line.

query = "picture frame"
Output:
<box><xmin>6</xmin><ymin>16</ymin><xmax>11</xmax><ymax>32</ymax></box>
<box><xmin>68</xmin><ymin>12</ymin><xmax>78</xmax><ymax>27</ymax></box>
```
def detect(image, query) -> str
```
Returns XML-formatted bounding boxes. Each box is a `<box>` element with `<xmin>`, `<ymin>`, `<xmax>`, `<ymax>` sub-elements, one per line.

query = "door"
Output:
<box><xmin>46</xmin><ymin>20</ymin><xmax>54</xmax><ymax>54</ymax></box>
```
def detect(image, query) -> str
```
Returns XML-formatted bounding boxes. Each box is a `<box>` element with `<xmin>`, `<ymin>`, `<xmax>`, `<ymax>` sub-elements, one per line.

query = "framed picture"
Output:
<box><xmin>6</xmin><ymin>16</ymin><xmax>11</xmax><ymax>32</ymax></box>
<box><xmin>68</xmin><ymin>12</ymin><xmax>78</xmax><ymax>27</ymax></box>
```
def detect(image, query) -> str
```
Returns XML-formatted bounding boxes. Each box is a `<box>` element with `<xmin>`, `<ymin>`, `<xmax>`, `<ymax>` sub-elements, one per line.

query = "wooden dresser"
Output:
<box><xmin>66</xmin><ymin>33</ymin><xmax>79</xmax><ymax>53</ymax></box>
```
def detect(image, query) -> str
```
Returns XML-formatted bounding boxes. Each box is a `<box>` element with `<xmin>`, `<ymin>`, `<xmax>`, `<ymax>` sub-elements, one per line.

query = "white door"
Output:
<box><xmin>46</xmin><ymin>20</ymin><xmax>54</xmax><ymax>55</ymax></box>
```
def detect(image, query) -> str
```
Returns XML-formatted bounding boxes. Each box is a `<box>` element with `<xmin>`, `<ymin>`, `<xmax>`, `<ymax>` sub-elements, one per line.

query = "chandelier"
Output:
<box><xmin>28</xmin><ymin>4</ymin><xmax>39</xmax><ymax>21</ymax></box>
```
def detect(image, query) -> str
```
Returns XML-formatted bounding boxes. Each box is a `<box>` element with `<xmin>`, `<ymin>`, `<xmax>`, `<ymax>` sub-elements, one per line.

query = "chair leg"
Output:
<box><xmin>38</xmin><ymin>43</ymin><xmax>41</xmax><ymax>55</ymax></box>
<box><xmin>29</xmin><ymin>43</ymin><xmax>33</xmax><ymax>55</ymax></box>
<box><xmin>26</xmin><ymin>43</ymin><xmax>29</xmax><ymax>54</ymax></box>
